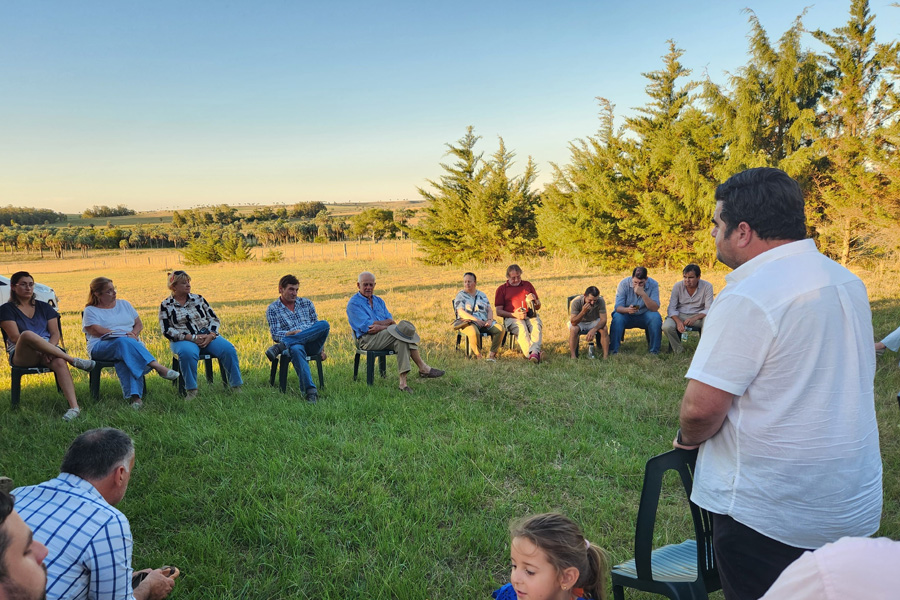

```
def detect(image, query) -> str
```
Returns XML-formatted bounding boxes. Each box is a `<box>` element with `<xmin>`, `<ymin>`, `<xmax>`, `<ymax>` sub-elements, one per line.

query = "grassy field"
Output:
<box><xmin>1</xmin><ymin>249</ymin><xmax>899</xmax><ymax>599</ymax></box>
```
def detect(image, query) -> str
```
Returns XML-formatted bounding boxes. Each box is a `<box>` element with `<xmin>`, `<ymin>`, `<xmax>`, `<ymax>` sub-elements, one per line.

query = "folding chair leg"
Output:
<box><xmin>217</xmin><ymin>358</ymin><xmax>228</xmax><ymax>387</ymax></box>
<box><xmin>378</xmin><ymin>355</ymin><xmax>386</xmax><ymax>378</ymax></box>
<box><xmin>269</xmin><ymin>357</ymin><xmax>278</xmax><ymax>386</ymax></box>
<box><xmin>172</xmin><ymin>356</ymin><xmax>186</xmax><ymax>396</ymax></box>
<box><xmin>353</xmin><ymin>354</ymin><xmax>361</xmax><ymax>381</ymax></box>
<box><xmin>90</xmin><ymin>370</ymin><xmax>101</xmax><ymax>401</ymax></box>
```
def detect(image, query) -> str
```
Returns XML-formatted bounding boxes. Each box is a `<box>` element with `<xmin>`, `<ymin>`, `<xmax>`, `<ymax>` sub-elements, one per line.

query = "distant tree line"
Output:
<box><xmin>0</xmin><ymin>203</ymin><xmax>417</xmax><ymax>260</ymax></box>
<box><xmin>0</xmin><ymin>206</ymin><xmax>66</xmax><ymax>226</ymax></box>
<box><xmin>414</xmin><ymin>0</ymin><xmax>900</xmax><ymax>268</ymax></box>
<box><xmin>82</xmin><ymin>205</ymin><xmax>136</xmax><ymax>218</ymax></box>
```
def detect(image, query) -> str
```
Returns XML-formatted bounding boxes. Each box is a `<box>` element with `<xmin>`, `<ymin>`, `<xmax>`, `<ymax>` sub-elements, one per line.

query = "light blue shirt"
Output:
<box><xmin>14</xmin><ymin>473</ymin><xmax>136</xmax><ymax>600</ymax></box>
<box><xmin>347</xmin><ymin>292</ymin><xmax>392</xmax><ymax>339</ymax></box>
<box><xmin>453</xmin><ymin>289</ymin><xmax>491</xmax><ymax>322</ymax></box>
<box><xmin>614</xmin><ymin>276</ymin><xmax>660</xmax><ymax>315</ymax></box>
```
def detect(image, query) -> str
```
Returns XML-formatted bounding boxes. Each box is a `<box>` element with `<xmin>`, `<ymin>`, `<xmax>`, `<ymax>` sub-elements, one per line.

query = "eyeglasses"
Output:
<box><xmin>15</xmin><ymin>282</ymin><xmax>35</xmax><ymax>288</ymax></box>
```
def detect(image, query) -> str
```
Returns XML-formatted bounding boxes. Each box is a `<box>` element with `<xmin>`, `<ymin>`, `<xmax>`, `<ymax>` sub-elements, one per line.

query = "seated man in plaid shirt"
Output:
<box><xmin>265</xmin><ymin>274</ymin><xmax>330</xmax><ymax>403</ymax></box>
<box><xmin>13</xmin><ymin>428</ymin><xmax>177</xmax><ymax>600</ymax></box>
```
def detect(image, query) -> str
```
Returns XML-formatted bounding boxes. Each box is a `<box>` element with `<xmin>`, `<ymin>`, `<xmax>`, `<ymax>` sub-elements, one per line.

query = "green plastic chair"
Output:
<box><xmin>611</xmin><ymin>448</ymin><xmax>720</xmax><ymax>600</ymax></box>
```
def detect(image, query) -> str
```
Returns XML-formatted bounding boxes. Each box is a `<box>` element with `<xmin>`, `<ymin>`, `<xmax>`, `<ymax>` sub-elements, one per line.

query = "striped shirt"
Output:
<box><xmin>13</xmin><ymin>473</ymin><xmax>136</xmax><ymax>600</ymax></box>
<box><xmin>158</xmin><ymin>293</ymin><xmax>221</xmax><ymax>341</ymax></box>
<box><xmin>265</xmin><ymin>297</ymin><xmax>319</xmax><ymax>342</ymax></box>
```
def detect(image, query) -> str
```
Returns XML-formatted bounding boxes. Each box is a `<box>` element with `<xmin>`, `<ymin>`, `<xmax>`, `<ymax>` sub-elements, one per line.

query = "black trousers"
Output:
<box><xmin>712</xmin><ymin>512</ymin><xmax>810</xmax><ymax>600</ymax></box>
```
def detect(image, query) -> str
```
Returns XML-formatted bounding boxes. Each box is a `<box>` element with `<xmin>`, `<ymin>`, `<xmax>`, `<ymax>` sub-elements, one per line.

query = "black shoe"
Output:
<box><xmin>305</xmin><ymin>389</ymin><xmax>318</xmax><ymax>404</ymax></box>
<box><xmin>265</xmin><ymin>342</ymin><xmax>287</xmax><ymax>362</ymax></box>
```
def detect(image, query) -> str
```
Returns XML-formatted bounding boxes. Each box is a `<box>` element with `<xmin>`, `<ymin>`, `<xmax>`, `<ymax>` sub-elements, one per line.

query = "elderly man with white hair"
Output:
<box><xmin>346</xmin><ymin>271</ymin><xmax>444</xmax><ymax>392</ymax></box>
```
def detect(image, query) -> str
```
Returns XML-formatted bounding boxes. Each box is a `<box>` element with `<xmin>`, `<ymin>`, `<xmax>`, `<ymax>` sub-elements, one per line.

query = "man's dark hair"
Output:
<box><xmin>632</xmin><ymin>266</ymin><xmax>648</xmax><ymax>279</ymax></box>
<box><xmin>279</xmin><ymin>274</ymin><xmax>299</xmax><ymax>289</ymax></box>
<box><xmin>61</xmin><ymin>428</ymin><xmax>134</xmax><ymax>481</ymax></box>
<box><xmin>683</xmin><ymin>264</ymin><xmax>701</xmax><ymax>278</ymax></box>
<box><xmin>0</xmin><ymin>490</ymin><xmax>13</xmax><ymax>580</ymax></box>
<box><xmin>463</xmin><ymin>272</ymin><xmax>477</xmax><ymax>283</ymax></box>
<box><xmin>584</xmin><ymin>286</ymin><xmax>600</xmax><ymax>297</ymax></box>
<box><xmin>715</xmin><ymin>167</ymin><xmax>806</xmax><ymax>240</ymax></box>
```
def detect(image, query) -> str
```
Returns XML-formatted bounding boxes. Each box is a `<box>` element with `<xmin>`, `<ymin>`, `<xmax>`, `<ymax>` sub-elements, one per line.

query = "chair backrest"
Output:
<box><xmin>633</xmin><ymin>448</ymin><xmax>717</xmax><ymax>587</ymax></box>
<box><xmin>567</xmin><ymin>295</ymin><xmax>578</xmax><ymax>312</ymax></box>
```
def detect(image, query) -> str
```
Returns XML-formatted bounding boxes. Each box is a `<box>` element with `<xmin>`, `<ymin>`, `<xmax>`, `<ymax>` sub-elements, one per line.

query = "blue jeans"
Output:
<box><xmin>89</xmin><ymin>337</ymin><xmax>156</xmax><ymax>399</ymax></box>
<box><xmin>170</xmin><ymin>336</ymin><xmax>243</xmax><ymax>390</ymax></box>
<box><xmin>609</xmin><ymin>311</ymin><xmax>663</xmax><ymax>354</ymax></box>
<box><xmin>281</xmin><ymin>321</ymin><xmax>329</xmax><ymax>392</ymax></box>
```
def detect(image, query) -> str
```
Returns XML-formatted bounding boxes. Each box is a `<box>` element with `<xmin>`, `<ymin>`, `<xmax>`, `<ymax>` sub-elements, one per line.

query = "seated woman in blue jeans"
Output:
<box><xmin>158</xmin><ymin>270</ymin><xmax>243</xmax><ymax>399</ymax></box>
<box><xmin>82</xmin><ymin>276</ymin><xmax>179</xmax><ymax>409</ymax></box>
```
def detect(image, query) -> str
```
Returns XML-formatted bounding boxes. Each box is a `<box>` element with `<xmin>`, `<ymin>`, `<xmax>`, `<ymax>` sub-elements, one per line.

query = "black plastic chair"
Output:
<box><xmin>452</xmin><ymin>300</ymin><xmax>492</xmax><ymax>357</ymax></box>
<box><xmin>89</xmin><ymin>360</ymin><xmax>147</xmax><ymax>402</ymax></box>
<box><xmin>352</xmin><ymin>338</ymin><xmax>396</xmax><ymax>386</ymax></box>
<box><xmin>2</xmin><ymin>315</ymin><xmax>64</xmax><ymax>408</ymax></box>
<box><xmin>268</xmin><ymin>348</ymin><xmax>324</xmax><ymax>393</ymax></box>
<box><xmin>172</xmin><ymin>353</ymin><xmax>228</xmax><ymax>396</ymax></box>
<box><xmin>611</xmin><ymin>448</ymin><xmax>720</xmax><ymax>600</ymax></box>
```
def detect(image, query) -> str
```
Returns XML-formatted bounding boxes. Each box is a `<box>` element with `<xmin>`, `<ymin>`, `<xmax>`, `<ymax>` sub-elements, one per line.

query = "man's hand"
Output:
<box><xmin>673</xmin><ymin>317</ymin><xmax>685</xmax><ymax>333</ymax></box>
<box><xmin>585</xmin><ymin>329</ymin><xmax>597</xmax><ymax>343</ymax></box>
<box><xmin>133</xmin><ymin>569</ymin><xmax>175</xmax><ymax>600</ymax></box>
<box><xmin>683</xmin><ymin>316</ymin><xmax>699</xmax><ymax>328</ymax></box>
<box><xmin>513</xmin><ymin>307</ymin><xmax>527</xmax><ymax>320</ymax></box>
<box><xmin>368</xmin><ymin>323</ymin><xmax>387</xmax><ymax>334</ymax></box>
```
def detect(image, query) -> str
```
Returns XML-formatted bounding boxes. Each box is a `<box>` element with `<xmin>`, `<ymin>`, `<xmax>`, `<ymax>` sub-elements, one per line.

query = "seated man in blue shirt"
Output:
<box><xmin>265</xmin><ymin>274</ymin><xmax>330</xmax><ymax>403</ymax></box>
<box><xmin>13</xmin><ymin>428</ymin><xmax>177</xmax><ymax>600</ymax></box>
<box><xmin>347</xmin><ymin>271</ymin><xmax>444</xmax><ymax>392</ymax></box>
<box><xmin>609</xmin><ymin>266</ymin><xmax>663</xmax><ymax>355</ymax></box>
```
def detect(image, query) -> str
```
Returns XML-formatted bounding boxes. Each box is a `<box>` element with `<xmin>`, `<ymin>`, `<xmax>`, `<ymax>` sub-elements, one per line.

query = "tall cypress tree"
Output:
<box><xmin>810</xmin><ymin>0</ymin><xmax>900</xmax><ymax>264</ymax></box>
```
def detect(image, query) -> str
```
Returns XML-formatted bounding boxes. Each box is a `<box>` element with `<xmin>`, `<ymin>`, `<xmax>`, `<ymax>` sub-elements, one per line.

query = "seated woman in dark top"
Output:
<box><xmin>0</xmin><ymin>271</ymin><xmax>96</xmax><ymax>421</ymax></box>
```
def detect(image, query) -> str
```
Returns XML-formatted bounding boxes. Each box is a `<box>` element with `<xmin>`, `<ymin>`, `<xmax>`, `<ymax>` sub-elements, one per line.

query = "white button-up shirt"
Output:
<box><xmin>686</xmin><ymin>239</ymin><xmax>882</xmax><ymax>549</ymax></box>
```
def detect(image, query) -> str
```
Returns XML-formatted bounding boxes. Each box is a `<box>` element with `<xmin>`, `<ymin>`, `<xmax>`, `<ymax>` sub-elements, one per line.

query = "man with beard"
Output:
<box><xmin>0</xmin><ymin>489</ymin><xmax>49</xmax><ymax>600</ymax></box>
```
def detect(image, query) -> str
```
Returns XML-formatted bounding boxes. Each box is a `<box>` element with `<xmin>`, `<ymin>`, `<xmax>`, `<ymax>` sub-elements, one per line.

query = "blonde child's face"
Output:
<box><xmin>509</xmin><ymin>536</ymin><xmax>570</xmax><ymax>600</ymax></box>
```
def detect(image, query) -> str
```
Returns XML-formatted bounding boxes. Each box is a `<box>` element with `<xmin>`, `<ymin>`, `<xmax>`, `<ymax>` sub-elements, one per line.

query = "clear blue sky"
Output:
<box><xmin>1</xmin><ymin>0</ymin><xmax>897</xmax><ymax>212</ymax></box>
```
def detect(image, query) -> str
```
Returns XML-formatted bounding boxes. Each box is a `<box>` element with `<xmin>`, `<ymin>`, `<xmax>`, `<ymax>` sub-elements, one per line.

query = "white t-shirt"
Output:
<box><xmin>83</xmin><ymin>300</ymin><xmax>139</xmax><ymax>355</ymax></box>
<box><xmin>686</xmin><ymin>239</ymin><xmax>882</xmax><ymax>549</ymax></box>
<box><xmin>761</xmin><ymin>537</ymin><xmax>900</xmax><ymax>600</ymax></box>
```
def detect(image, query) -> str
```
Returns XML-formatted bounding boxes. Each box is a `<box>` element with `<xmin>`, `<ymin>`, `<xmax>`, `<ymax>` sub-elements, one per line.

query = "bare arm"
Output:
<box><xmin>678</xmin><ymin>379</ymin><xmax>734</xmax><ymax>446</ymax></box>
<box><xmin>46</xmin><ymin>316</ymin><xmax>61</xmax><ymax>347</ymax></box>
<box><xmin>131</xmin><ymin>316</ymin><xmax>144</xmax><ymax>338</ymax></box>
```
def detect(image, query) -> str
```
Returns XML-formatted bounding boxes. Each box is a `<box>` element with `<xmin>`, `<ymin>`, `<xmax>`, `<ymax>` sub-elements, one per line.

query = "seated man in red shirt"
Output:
<box><xmin>494</xmin><ymin>264</ymin><xmax>543</xmax><ymax>362</ymax></box>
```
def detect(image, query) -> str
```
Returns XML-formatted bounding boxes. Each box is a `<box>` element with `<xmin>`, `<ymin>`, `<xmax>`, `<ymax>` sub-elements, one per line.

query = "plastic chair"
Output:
<box><xmin>452</xmin><ymin>300</ymin><xmax>492</xmax><ymax>357</ymax></box>
<box><xmin>268</xmin><ymin>348</ymin><xmax>324</xmax><ymax>393</ymax></box>
<box><xmin>172</xmin><ymin>353</ymin><xmax>228</xmax><ymax>396</ymax></box>
<box><xmin>2</xmin><ymin>315</ymin><xmax>64</xmax><ymax>408</ymax></box>
<box><xmin>352</xmin><ymin>336</ymin><xmax>396</xmax><ymax>385</ymax></box>
<box><xmin>89</xmin><ymin>360</ymin><xmax>147</xmax><ymax>402</ymax></box>
<box><xmin>611</xmin><ymin>448</ymin><xmax>720</xmax><ymax>600</ymax></box>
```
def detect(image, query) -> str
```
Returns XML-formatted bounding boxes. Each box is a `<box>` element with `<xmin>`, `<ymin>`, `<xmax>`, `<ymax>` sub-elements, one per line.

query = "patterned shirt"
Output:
<box><xmin>158</xmin><ymin>293</ymin><xmax>221</xmax><ymax>341</ymax></box>
<box><xmin>13</xmin><ymin>473</ymin><xmax>136</xmax><ymax>600</ymax></box>
<box><xmin>453</xmin><ymin>289</ymin><xmax>492</xmax><ymax>322</ymax></box>
<box><xmin>346</xmin><ymin>292</ymin><xmax>392</xmax><ymax>339</ymax></box>
<box><xmin>266</xmin><ymin>297</ymin><xmax>319</xmax><ymax>342</ymax></box>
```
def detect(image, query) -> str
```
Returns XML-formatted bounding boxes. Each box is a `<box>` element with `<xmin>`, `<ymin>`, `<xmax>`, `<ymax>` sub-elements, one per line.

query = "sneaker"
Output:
<box><xmin>72</xmin><ymin>358</ymin><xmax>96</xmax><ymax>371</ymax></box>
<box><xmin>486</xmin><ymin>357</ymin><xmax>496</xmax><ymax>363</ymax></box>
<box><xmin>162</xmin><ymin>369</ymin><xmax>180</xmax><ymax>381</ymax></box>
<box><xmin>305</xmin><ymin>389</ymin><xmax>318</xmax><ymax>404</ymax></box>
<box><xmin>266</xmin><ymin>342</ymin><xmax>287</xmax><ymax>362</ymax></box>
<box><xmin>876</xmin><ymin>346</ymin><xmax>886</xmax><ymax>356</ymax></box>
<box><xmin>184</xmin><ymin>389</ymin><xmax>198</xmax><ymax>400</ymax></box>
<box><xmin>528</xmin><ymin>353</ymin><xmax>540</xmax><ymax>363</ymax></box>
<box><xmin>131</xmin><ymin>399</ymin><xmax>143</xmax><ymax>410</ymax></box>
<box><xmin>62</xmin><ymin>407</ymin><xmax>81</xmax><ymax>422</ymax></box>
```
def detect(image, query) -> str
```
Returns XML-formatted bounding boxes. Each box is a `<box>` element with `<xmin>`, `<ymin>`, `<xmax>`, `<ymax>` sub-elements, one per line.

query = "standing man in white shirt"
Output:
<box><xmin>674</xmin><ymin>167</ymin><xmax>882</xmax><ymax>600</ymax></box>
<box><xmin>661</xmin><ymin>264</ymin><xmax>714</xmax><ymax>353</ymax></box>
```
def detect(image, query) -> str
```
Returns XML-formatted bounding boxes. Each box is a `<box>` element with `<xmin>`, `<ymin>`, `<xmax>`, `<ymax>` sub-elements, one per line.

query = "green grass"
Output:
<box><xmin>1</xmin><ymin>255</ymin><xmax>899</xmax><ymax>599</ymax></box>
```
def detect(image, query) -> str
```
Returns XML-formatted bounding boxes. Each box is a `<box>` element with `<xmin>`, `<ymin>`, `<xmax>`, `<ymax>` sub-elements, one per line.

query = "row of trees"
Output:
<box><xmin>0</xmin><ymin>206</ymin><xmax>417</xmax><ymax>259</ymax></box>
<box><xmin>415</xmin><ymin>0</ymin><xmax>900</xmax><ymax>267</ymax></box>
<box><xmin>0</xmin><ymin>206</ymin><xmax>66</xmax><ymax>226</ymax></box>
<box><xmin>81</xmin><ymin>205</ymin><xmax>135</xmax><ymax>218</ymax></box>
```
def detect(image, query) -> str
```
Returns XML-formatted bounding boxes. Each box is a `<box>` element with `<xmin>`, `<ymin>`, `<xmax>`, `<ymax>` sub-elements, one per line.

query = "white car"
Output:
<box><xmin>0</xmin><ymin>275</ymin><xmax>60</xmax><ymax>310</ymax></box>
